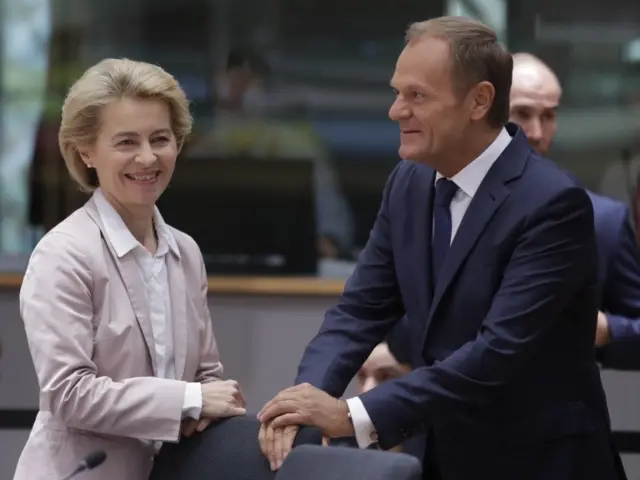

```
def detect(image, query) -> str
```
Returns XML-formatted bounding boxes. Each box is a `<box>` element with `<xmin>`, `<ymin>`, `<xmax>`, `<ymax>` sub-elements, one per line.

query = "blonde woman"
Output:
<box><xmin>13</xmin><ymin>59</ymin><xmax>246</xmax><ymax>480</ymax></box>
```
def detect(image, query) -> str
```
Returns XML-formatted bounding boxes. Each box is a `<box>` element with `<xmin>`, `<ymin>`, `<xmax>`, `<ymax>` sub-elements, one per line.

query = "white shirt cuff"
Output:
<box><xmin>346</xmin><ymin>397</ymin><xmax>378</xmax><ymax>449</ymax></box>
<box><xmin>182</xmin><ymin>382</ymin><xmax>203</xmax><ymax>420</ymax></box>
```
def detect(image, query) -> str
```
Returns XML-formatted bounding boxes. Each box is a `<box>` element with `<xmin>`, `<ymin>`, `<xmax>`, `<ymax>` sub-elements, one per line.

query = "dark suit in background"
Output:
<box><xmin>295</xmin><ymin>126</ymin><xmax>621</xmax><ymax>480</ymax></box>
<box><xmin>589</xmin><ymin>192</ymin><xmax>640</xmax><ymax>369</ymax></box>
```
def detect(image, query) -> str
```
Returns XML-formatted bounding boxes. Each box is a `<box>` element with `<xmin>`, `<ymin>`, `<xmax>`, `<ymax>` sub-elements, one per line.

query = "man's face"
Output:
<box><xmin>389</xmin><ymin>36</ymin><xmax>471</xmax><ymax>166</ymax></box>
<box><xmin>509</xmin><ymin>63</ymin><xmax>561</xmax><ymax>156</ymax></box>
<box><xmin>355</xmin><ymin>344</ymin><xmax>411</xmax><ymax>394</ymax></box>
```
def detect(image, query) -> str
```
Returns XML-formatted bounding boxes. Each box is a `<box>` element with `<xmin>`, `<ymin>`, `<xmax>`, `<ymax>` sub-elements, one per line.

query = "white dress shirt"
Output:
<box><xmin>94</xmin><ymin>190</ymin><xmax>202</xmax><ymax>421</ymax></box>
<box><xmin>346</xmin><ymin>127</ymin><xmax>513</xmax><ymax>448</ymax></box>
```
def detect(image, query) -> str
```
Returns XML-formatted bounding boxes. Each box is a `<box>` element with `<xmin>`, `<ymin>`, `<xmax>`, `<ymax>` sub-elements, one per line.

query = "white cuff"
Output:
<box><xmin>182</xmin><ymin>382</ymin><xmax>203</xmax><ymax>420</ymax></box>
<box><xmin>346</xmin><ymin>397</ymin><xmax>378</xmax><ymax>449</ymax></box>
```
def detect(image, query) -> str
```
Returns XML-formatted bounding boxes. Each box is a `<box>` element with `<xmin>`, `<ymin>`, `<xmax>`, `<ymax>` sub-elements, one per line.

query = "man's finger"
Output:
<box><xmin>274</xmin><ymin>427</ymin><xmax>285</xmax><ymax>470</ymax></box>
<box><xmin>270</xmin><ymin>412</ymin><xmax>305</xmax><ymax>429</ymax></box>
<box><xmin>258</xmin><ymin>396</ymin><xmax>280</xmax><ymax>418</ymax></box>
<box><xmin>259</xmin><ymin>399</ymin><xmax>297</xmax><ymax>423</ymax></box>
<box><xmin>266</xmin><ymin>424</ymin><xmax>277</xmax><ymax>471</ymax></box>
<box><xmin>258</xmin><ymin>422</ymin><xmax>268</xmax><ymax>457</ymax></box>
<box><xmin>282</xmin><ymin>425</ymin><xmax>298</xmax><ymax>460</ymax></box>
<box><xmin>258</xmin><ymin>388</ymin><xmax>299</xmax><ymax>417</ymax></box>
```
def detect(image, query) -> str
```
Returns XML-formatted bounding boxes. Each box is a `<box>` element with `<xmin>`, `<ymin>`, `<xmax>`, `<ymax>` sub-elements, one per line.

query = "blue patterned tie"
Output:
<box><xmin>432</xmin><ymin>178</ymin><xmax>458</xmax><ymax>285</ymax></box>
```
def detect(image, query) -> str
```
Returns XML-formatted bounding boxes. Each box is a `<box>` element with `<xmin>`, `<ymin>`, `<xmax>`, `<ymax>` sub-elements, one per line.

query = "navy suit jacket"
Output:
<box><xmin>389</xmin><ymin>192</ymin><xmax>640</xmax><ymax>370</ymax></box>
<box><xmin>295</xmin><ymin>126</ymin><xmax>622</xmax><ymax>480</ymax></box>
<box><xmin>589</xmin><ymin>192</ymin><xmax>640</xmax><ymax>369</ymax></box>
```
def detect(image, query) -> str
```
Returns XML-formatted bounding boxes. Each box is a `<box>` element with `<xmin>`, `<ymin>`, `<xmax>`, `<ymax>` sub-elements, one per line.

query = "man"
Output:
<box><xmin>321</xmin><ymin>344</ymin><xmax>411</xmax><ymax>449</ymax></box>
<box><xmin>510</xmin><ymin>53</ymin><xmax>640</xmax><ymax>369</ymax></box>
<box><xmin>355</xmin><ymin>343</ymin><xmax>411</xmax><ymax>395</ymax></box>
<box><xmin>258</xmin><ymin>17</ymin><xmax>621</xmax><ymax>480</ymax></box>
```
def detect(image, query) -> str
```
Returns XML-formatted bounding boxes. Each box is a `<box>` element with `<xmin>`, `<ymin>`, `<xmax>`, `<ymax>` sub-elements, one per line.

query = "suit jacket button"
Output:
<box><xmin>370</xmin><ymin>431</ymin><xmax>379</xmax><ymax>442</ymax></box>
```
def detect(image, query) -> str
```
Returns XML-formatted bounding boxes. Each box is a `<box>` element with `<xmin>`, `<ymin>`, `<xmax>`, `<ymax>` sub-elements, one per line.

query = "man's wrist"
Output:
<box><xmin>333</xmin><ymin>399</ymin><xmax>355</xmax><ymax>438</ymax></box>
<box><xmin>597</xmin><ymin>311</ymin><xmax>612</xmax><ymax>345</ymax></box>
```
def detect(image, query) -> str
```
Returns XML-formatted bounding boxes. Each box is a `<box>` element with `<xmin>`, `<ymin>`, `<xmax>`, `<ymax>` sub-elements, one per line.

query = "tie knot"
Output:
<box><xmin>435</xmin><ymin>178</ymin><xmax>458</xmax><ymax>206</ymax></box>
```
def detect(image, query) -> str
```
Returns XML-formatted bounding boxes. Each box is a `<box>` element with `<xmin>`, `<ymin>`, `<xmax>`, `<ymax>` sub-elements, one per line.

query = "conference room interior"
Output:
<box><xmin>2</xmin><ymin>0</ymin><xmax>640</xmax><ymax>477</ymax></box>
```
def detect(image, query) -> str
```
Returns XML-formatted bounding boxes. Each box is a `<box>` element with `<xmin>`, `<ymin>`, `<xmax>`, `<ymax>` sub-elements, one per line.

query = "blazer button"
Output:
<box><xmin>370</xmin><ymin>431</ymin><xmax>379</xmax><ymax>442</ymax></box>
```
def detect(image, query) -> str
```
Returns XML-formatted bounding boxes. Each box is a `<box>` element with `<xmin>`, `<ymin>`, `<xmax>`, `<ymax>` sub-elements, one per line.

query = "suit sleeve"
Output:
<box><xmin>386</xmin><ymin>315</ymin><xmax>413</xmax><ymax>367</ymax></box>
<box><xmin>21</xmin><ymin>232</ymin><xmax>186</xmax><ymax>442</ymax></box>
<box><xmin>597</xmin><ymin>205</ymin><xmax>640</xmax><ymax>369</ymax></box>
<box><xmin>295</xmin><ymin>162</ymin><xmax>406</xmax><ymax>397</ymax></box>
<box><xmin>358</xmin><ymin>186</ymin><xmax>596</xmax><ymax>449</ymax></box>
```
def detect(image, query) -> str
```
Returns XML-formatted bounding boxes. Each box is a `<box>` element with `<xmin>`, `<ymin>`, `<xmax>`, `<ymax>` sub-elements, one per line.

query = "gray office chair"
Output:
<box><xmin>149</xmin><ymin>416</ymin><xmax>323</xmax><ymax>480</ymax></box>
<box><xmin>275</xmin><ymin>444</ymin><xmax>423</xmax><ymax>480</ymax></box>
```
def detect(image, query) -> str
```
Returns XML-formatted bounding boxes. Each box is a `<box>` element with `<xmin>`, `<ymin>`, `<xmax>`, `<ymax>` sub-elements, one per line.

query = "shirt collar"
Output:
<box><xmin>93</xmin><ymin>189</ymin><xmax>180</xmax><ymax>259</ymax></box>
<box><xmin>435</xmin><ymin>127</ymin><xmax>512</xmax><ymax>198</ymax></box>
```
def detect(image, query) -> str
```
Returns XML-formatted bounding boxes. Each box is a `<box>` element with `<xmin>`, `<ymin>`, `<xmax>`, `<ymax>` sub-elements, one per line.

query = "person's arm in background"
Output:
<box><xmin>294</xmin><ymin>161</ymin><xmax>406</xmax><ymax>396</ymax></box>
<box><xmin>596</xmin><ymin>204</ymin><xmax>640</xmax><ymax>370</ymax></box>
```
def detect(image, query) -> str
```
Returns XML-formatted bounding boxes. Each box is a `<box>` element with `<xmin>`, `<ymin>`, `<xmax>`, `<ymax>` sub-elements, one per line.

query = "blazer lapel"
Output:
<box><xmin>84</xmin><ymin>198</ymin><xmax>159</xmax><ymax>375</ymax></box>
<box><xmin>167</xmin><ymin>253</ymin><xmax>187</xmax><ymax>380</ymax></box>
<box><xmin>426</xmin><ymin>127</ymin><xmax>530</xmax><ymax>333</ymax></box>
<box><xmin>429</xmin><ymin>176</ymin><xmax>510</xmax><ymax>319</ymax></box>
<box><xmin>412</xmin><ymin>166</ymin><xmax>436</xmax><ymax>317</ymax></box>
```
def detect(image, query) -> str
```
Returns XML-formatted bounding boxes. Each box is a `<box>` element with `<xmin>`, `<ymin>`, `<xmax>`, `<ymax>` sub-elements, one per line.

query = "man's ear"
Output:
<box><xmin>468</xmin><ymin>81</ymin><xmax>495</xmax><ymax>122</ymax></box>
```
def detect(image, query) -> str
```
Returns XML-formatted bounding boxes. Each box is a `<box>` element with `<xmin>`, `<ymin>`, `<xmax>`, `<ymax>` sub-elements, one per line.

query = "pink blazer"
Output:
<box><xmin>13</xmin><ymin>196</ymin><xmax>223</xmax><ymax>480</ymax></box>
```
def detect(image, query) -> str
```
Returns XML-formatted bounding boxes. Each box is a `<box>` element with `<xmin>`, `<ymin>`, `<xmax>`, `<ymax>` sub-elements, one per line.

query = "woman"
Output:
<box><xmin>13</xmin><ymin>58</ymin><xmax>246</xmax><ymax>480</ymax></box>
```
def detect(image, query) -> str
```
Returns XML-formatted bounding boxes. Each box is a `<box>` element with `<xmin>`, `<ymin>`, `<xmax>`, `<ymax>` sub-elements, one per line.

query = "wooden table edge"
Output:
<box><xmin>0</xmin><ymin>273</ymin><xmax>345</xmax><ymax>297</ymax></box>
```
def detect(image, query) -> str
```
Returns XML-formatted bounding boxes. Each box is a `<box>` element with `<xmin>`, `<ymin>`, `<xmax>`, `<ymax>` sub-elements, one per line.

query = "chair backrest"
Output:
<box><xmin>275</xmin><ymin>445</ymin><xmax>423</xmax><ymax>480</ymax></box>
<box><xmin>149</xmin><ymin>416</ymin><xmax>323</xmax><ymax>480</ymax></box>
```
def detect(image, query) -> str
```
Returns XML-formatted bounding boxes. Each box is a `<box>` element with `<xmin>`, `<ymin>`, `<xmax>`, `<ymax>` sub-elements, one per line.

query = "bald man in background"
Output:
<box><xmin>510</xmin><ymin>53</ymin><xmax>640</xmax><ymax>369</ymax></box>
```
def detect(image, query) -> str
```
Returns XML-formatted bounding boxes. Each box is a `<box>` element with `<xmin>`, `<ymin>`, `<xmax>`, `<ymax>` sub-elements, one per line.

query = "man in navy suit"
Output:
<box><xmin>509</xmin><ymin>53</ymin><xmax>640</xmax><ymax>369</ymax></box>
<box><xmin>258</xmin><ymin>17</ymin><xmax>622</xmax><ymax>479</ymax></box>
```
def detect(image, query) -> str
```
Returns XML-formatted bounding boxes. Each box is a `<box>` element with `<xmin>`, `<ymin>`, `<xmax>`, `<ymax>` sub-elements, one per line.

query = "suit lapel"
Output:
<box><xmin>115</xmin><ymin>255</ymin><xmax>159</xmax><ymax>376</ymax></box>
<box><xmin>412</xmin><ymin>166</ymin><xmax>436</xmax><ymax>317</ymax></box>
<box><xmin>425</xmin><ymin>126</ymin><xmax>530</xmax><ymax>335</ymax></box>
<box><xmin>84</xmin><ymin>198</ymin><xmax>158</xmax><ymax>375</ymax></box>
<box><xmin>167</xmin><ymin>252</ymin><xmax>187</xmax><ymax>380</ymax></box>
<box><xmin>428</xmin><ymin>176</ymin><xmax>510</xmax><ymax>320</ymax></box>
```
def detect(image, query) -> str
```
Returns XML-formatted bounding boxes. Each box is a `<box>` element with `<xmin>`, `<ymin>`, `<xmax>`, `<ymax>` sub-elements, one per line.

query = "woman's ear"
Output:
<box><xmin>77</xmin><ymin>147</ymin><xmax>92</xmax><ymax>167</ymax></box>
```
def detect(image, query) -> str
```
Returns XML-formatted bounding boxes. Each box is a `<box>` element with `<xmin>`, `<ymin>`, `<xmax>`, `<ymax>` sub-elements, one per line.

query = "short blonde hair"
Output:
<box><xmin>59</xmin><ymin>58</ymin><xmax>193</xmax><ymax>191</ymax></box>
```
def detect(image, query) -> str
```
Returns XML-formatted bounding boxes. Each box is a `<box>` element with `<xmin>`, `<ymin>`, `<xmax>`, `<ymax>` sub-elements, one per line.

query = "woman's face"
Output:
<box><xmin>79</xmin><ymin>97</ymin><xmax>178</xmax><ymax>210</ymax></box>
